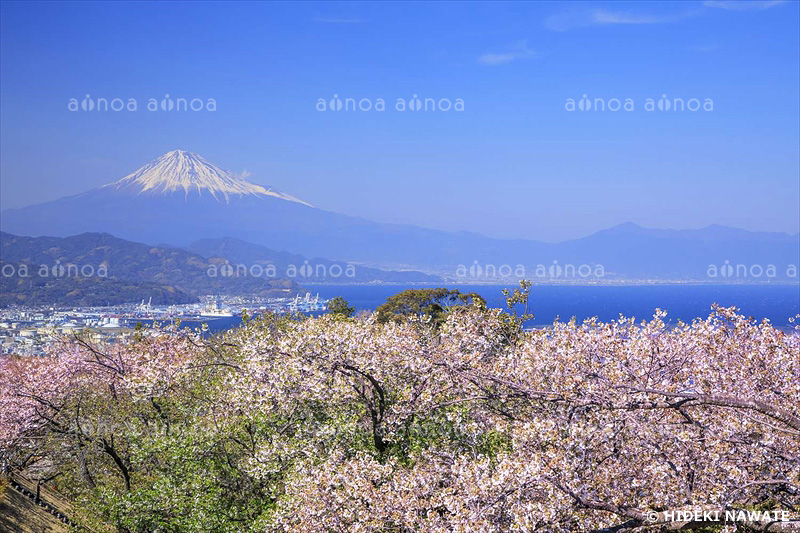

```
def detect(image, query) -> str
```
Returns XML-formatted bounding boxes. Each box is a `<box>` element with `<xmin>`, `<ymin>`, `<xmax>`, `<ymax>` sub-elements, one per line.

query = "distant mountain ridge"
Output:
<box><xmin>0</xmin><ymin>232</ymin><xmax>298</xmax><ymax>307</ymax></box>
<box><xmin>0</xmin><ymin>231</ymin><xmax>443</xmax><ymax>307</ymax></box>
<box><xmin>186</xmin><ymin>237</ymin><xmax>441</xmax><ymax>283</ymax></box>
<box><xmin>1</xmin><ymin>150</ymin><xmax>797</xmax><ymax>281</ymax></box>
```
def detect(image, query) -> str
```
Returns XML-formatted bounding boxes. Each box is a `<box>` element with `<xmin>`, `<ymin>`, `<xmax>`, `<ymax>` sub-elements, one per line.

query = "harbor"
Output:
<box><xmin>0</xmin><ymin>293</ymin><xmax>329</xmax><ymax>356</ymax></box>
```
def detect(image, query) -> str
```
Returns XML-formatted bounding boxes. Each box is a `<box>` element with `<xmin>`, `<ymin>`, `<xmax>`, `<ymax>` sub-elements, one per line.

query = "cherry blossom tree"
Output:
<box><xmin>1</xmin><ymin>291</ymin><xmax>798</xmax><ymax>532</ymax></box>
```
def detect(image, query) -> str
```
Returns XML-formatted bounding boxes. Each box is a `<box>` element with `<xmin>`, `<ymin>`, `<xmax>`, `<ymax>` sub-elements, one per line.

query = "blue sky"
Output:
<box><xmin>1</xmin><ymin>0</ymin><xmax>798</xmax><ymax>242</ymax></box>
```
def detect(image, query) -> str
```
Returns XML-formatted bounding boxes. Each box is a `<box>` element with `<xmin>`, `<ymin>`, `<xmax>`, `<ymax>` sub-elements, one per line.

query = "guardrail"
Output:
<box><xmin>5</xmin><ymin>471</ymin><xmax>72</xmax><ymax>526</ymax></box>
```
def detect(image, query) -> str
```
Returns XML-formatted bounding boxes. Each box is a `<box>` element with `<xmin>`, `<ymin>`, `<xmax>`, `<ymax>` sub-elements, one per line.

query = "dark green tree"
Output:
<box><xmin>327</xmin><ymin>296</ymin><xmax>355</xmax><ymax>318</ymax></box>
<box><xmin>375</xmin><ymin>288</ymin><xmax>485</xmax><ymax>327</ymax></box>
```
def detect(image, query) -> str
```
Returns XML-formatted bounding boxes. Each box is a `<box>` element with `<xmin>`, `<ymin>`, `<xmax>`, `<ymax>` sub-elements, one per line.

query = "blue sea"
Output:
<box><xmin>190</xmin><ymin>284</ymin><xmax>799</xmax><ymax>333</ymax></box>
<box><xmin>304</xmin><ymin>283</ymin><xmax>800</xmax><ymax>328</ymax></box>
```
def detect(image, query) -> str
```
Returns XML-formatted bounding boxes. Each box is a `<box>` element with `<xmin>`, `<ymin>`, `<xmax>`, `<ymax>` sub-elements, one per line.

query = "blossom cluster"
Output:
<box><xmin>0</xmin><ymin>305</ymin><xmax>797</xmax><ymax>532</ymax></box>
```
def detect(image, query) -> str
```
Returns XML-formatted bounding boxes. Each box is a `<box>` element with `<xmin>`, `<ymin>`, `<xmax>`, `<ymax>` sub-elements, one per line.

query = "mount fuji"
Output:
<box><xmin>105</xmin><ymin>150</ymin><xmax>311</xmax><ymax>205</ymax></box>
<box><xmin>1</xmin><ymin>150</ymin><xmax>797</xmax><ymax>280</ymax></box>
<box><xmin>1</xmin><ymin>150</ymin><xmax>359</xmax><ymax>261</ymax></box>
<box><xmin>2</xmin><ymin>149</ymin><xmax>539</xmax><ymax>270</ymax></box>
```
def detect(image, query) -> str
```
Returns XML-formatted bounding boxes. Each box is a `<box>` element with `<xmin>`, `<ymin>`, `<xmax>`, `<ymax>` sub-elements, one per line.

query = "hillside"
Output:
<box><xmin>0</xmin><ymin>473</ymin><xmax>71</xmax><ymax>533</ymax></box>
<box><xmin>0</xmin><ymin>232</ymin><xmax>299</xmax><ymax>307</ymax></box>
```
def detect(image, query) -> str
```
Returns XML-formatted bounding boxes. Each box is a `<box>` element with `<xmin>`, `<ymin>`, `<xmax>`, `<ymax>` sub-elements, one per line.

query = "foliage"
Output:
<box><xmin>0</xmin><ymin>267</ymin><xmax>195</xmax><ymax>307</ymax></box>
<box><xmin>327</xmin><ymin>296</ymin><xmax>355</xmax><ymax>319</ymax></box>
<box><xmin>375</xmin><ymin>287</ymin><xmax>486</xmax><ymax>327</ymax></box>
<box><xmin>1</xmin><ymin>294</ymin><xmax>799</xmax><ymax>532</ymax></box>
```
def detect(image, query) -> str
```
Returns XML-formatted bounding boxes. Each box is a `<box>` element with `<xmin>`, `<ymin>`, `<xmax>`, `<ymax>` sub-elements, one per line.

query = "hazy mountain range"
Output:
<box><xmin>0</xmin><ymin>230</ymin><xmax>443</xmax><ymax>307</ymax></box>
<box><xmin>1</xmin><ymin>150</ymin><xmax>797</xmax><ymax>283</ymax></box>
<box><xmin>0</xmin><ymin>232</ymin><xmax>300</xmax><ymax>307</ymax></box>
<box><xmin>186</xmin><ymin>237</ymin><xmax>439</xmax><ymax>283</ymax></box>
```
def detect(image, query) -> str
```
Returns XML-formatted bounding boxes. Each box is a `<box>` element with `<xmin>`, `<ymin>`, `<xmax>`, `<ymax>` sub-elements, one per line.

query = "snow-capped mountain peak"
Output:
<box><xmin>105</xmin><ymin>150</ymin><xmax>311</xmax><ymax>205</ymax></box>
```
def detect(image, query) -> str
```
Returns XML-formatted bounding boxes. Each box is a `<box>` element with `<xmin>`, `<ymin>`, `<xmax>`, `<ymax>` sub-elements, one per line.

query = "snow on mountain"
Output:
<box><xmin>1</xmin><ymin>150</ymin><xmax>796</xmax><ymax>278</ymax></box>
<box><xmin>105</xmin><ymin>150</ymin><xmax>311</xmax><ymax>206</ymax></box>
